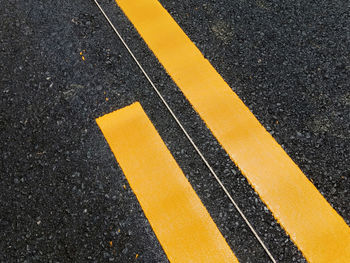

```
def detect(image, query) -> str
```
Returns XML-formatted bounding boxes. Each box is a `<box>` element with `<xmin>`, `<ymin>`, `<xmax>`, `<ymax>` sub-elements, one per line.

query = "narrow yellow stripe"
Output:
<box><xmin>113</xmin><ymin>1</ymin><xmax>350</xmax><ymax>262</ymax></box>
<box><xmin>96</xmin><ymin>102</ymin><xmax>238</xmax><ymax>263</ymax></box>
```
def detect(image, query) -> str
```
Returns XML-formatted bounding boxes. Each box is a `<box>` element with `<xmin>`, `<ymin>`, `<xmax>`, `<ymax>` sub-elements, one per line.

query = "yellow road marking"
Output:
<box><xmin>96</xmin><ymin>102</ymin><xmax>238</xmax><ymax>263</ymax></box>
<box><xmin>113</xmin><ymin>1</ymin><xmax>350</xmax><ymax>262</ymax></box>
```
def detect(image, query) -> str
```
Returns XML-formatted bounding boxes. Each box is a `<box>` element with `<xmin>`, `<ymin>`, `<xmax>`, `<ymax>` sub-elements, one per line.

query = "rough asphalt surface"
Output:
<box><xmin>0</xmin><ymin>0</ymin><xmax>349</xmax><ymax>262</ymax></box>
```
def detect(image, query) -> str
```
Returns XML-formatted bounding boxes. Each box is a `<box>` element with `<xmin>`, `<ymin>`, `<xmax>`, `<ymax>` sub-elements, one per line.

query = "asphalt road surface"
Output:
<box><xmin>1</xmin><ymin>0</ymin><xmax>349</xmax><ymax>262</ymax></box>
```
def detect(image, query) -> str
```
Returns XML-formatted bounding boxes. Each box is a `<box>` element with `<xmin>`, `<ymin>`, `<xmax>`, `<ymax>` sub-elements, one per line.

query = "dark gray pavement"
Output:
<box><xmin>0</xmin><ymin>0</ymin><xmax>349</xmax><ymax>262</ymax></box>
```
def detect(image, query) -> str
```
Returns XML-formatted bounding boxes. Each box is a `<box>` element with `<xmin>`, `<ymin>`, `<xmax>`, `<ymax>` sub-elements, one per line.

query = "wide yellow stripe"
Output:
<box><xmin>114</xmin><ymin>1</ymin><xmax>350</xmax><ymax>262</ymax></box>
<box><xmin>96</xmin><ymin>102</ymin><xmax>238</xmax><ymax>263</ymax></box>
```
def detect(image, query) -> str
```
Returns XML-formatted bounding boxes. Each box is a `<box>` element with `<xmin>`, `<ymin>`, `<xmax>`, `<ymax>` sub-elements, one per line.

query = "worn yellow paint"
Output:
<box><xmin>96</xmin><ymin>102</ymin><xmax>238</xmax><ymax>263</ymax></box>
<box><xmin>113</xmin><ymin>1</ymin><xmax>350</xmax><ymax>262</ymax></box>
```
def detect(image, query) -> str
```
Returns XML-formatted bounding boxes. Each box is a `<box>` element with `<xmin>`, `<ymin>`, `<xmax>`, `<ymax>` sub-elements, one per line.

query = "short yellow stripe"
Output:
<box><xmin>114</xmin><ymin>1</ymin><xmax>350</xmax><ymax>262</ymax></box>
<box><xmin>96</xmin><ymin>102</ymin><xmax>238</xmax><ymax>263</ymax></box>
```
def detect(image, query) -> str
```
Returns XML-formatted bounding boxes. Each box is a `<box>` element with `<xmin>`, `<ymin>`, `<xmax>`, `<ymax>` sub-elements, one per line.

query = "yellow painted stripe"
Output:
<box><xmin>96</xmin><ymin>102</ymin><xmax>238</xmax><ymax>263</ymax></box>
<box><xmin>113</xmin><ymin>1</ymin><xmax>350</xmax><ymax>262</ymax></box>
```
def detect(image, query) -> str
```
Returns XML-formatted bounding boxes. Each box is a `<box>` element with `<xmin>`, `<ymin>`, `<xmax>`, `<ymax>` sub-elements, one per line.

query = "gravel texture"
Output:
<box><xmin>1</xmin><ymin>0</ymin><xmax>348</xmax><ymax>262</ymax></box>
